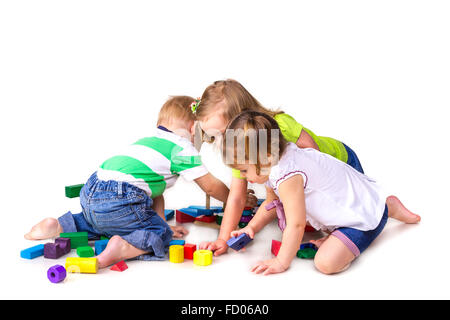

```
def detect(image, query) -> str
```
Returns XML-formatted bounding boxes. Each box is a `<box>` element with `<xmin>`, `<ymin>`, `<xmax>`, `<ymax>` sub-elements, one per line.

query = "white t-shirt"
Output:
<box><xmin>265</xmin><ymin>143</ymin><xmax>386</xmax><ymax>232</ymax></box>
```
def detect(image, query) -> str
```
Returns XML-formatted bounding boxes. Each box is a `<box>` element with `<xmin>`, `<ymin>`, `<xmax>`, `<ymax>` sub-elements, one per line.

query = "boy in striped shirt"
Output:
<box><xmin>25</xmin><ymin>96</ymin><xmax>234</xmax><ymax>267</ymax></box>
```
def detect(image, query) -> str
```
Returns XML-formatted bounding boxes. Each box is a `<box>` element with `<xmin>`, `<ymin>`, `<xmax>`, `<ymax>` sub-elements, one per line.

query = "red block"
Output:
<box><xmin>271</xmin><ymin>239</ymin><xmax>282</xmax><ymax>256</ymax></box>
<box><xmin>110</xmin><ymin>260</ymin><xmax>128</xmax><ymax>272</ymax></box>
<box><xmin>195</xmin><ymin>215</ymin><xmax>216</xmax><ymax>223</ymax></box>
<box><xmin>176</xmin><ymin>210</ymin><xmax>196</xmax><ymax>223</ymax></box>
<box><xmin>304</xmin><ymin>225</ymin><xmax>316</xmax><ymax>233</ymax></box>
<box><xmin>244</xmin><ymin>207</ymin><xmax>254</xmax><ymax>211</ymax></box>
<box><xmin>184</xmin><ymin>243</ymin><xmax>197</xmax><ymax>260</ymax></box>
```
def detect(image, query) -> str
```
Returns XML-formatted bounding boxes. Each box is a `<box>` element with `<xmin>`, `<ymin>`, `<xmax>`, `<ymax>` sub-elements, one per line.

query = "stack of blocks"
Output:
<box><xmin>271</xmin><ymin>239</ymin><xmax>318</xmax><ymax>259</ymax></box>
<box><xmin>176</xmin><ymin>205</ymin><xmax>223</xmax><ymax>229</ymax></box>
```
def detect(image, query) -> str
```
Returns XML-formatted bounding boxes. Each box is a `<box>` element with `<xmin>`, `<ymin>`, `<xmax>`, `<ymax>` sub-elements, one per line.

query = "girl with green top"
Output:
<box><xmin>195</xmin><ymin>79</ymin><xmax>364</xmax><ymax>256</ymax></box>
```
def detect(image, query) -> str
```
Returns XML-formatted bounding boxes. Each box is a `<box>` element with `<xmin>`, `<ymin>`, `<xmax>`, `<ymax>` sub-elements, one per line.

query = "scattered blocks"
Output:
<box><xmin>169</xmin><ymin>239</ymin><xmax>185</xmax><ymax>246</ymax></box>
<box><xmin>59</xmin><ymin>232</ymin><xmax>88</xmax><ymax>249</ymax></box>
<box><xmin>94</xmin><ymin>239</ymin><xmax>109</xmax><ymax>256</ymax></box>
<box><xmin>271</xmin><ymin>240</ymin><xmax>282</xmax><ymax>256</ymax></box>
<box><xmin>164</xmin><ymin>209</ymin><xmax>175</xmax><ymax>221</ymax></box>
<box><xmin>193</xmin><ymin>250</ymin><xmax>213</xmax><ymax>266</ymax></box>
<box><xmin>47</xmin><ymin>265</ymin><xmax>66</xmax><ymax>283</ymax></box>
<box><xmin>65</xmin><ymin>184</ymin><xmax>84</xmax><ymax>198</ymax></box>
<box><xmin>65</xmin><ymin>257</ymin><xmax>98</xmax><ymax>274</ymax></box>
<box><xmin>110</xmin><ymin>260</ymin><xmax>128</xmax><ymax>272</ymax></box>
<box><xmin>176</xmin><ymin>210</ymin><xmax>196</xmax><ymax>223</ymax></box>
<box><xmin>20</xmin><ymin>244</ymin><xmax>45</xmax><ymax>259</ymax></box>
<box><xmin>227</xmin><ymin>233</ymin><xmax>253</xmax><ymax>251</ymax></box>
<box><xmin>297</xmin><ymin>248</ymin><xmax>317</xmax><ymax>259</ymax></box>
<box><xmin>241</xmin><ymin>210</ymin><xmax>254</xmax><ymax>216</ymax></box>
<box><xmin>77</xmin><ymin>246</ymin><xmax>95</xmax><ymax>257</ymax></box>
<box><xmin>44</xmin><ymin>237</ymin><xmax>71</xmax><ymax>259</ymax></box>
<box><xmin>184</xmin><ymin>243</ymin><xmax>197</xmax><ymax>260</ymax></box>
<box><xmin>169</xmin><ymin>245</ymin><xmax>184</xmax><ymax>263</ymax></box>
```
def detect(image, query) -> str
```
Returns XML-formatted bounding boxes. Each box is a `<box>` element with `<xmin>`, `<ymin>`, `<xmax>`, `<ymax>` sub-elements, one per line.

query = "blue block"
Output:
<box><xmin>227</xmin><ymin>233</ymin><xmax>253</xmax><ymax>251</ymax></box>
<box><xmin>188</xmin><ymin>205</ymin><xmax>222</xmax><ymax>215</ymax></box>
<box><xmin>164</xmin><ymin>209</ymin><xmax>175</xmax><ymax>221</ymax></box>
<box><xmin>178</xmin><ymin>208</ymin><xmax>203</xmax><ymax>217</ymax></box>
<box><xmin>20</xmin><ymin>244</ymin><xmax>45</xmax><ymax>259</ymax></box>
<box><xmin>300</xmin><ymin>243</ymin><xmax>318</xmax><ymax>250</ymax></box>
<box><xmin>94</xmin><ymin>239</ymin><xmax>109</xmax><ymax>255</ymax></box>
<box><xmin>241</xmin><ymin>210</ymin><xmax>253</xmax><ymax>216</ymax></box>
<box><xmin>169</xmin><ymin>239</ymin><xmax>185</xmax><ymax>246</ymax></box>
<box><xmin>257</xmin><ymin>199</ymin><xmax>265</xmax><ymax>206</ymax></box>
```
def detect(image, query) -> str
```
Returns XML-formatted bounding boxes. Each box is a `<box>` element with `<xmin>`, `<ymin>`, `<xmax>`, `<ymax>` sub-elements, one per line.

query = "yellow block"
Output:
<box><xmin>169</xmin><ymin>245</ymin><xmax>184</xmax><ymax>263</ymax></box>
<box><xmin>66</xmin><ymin>257</ymin><xmax>98</xmax><ymax>274</ymax></box>
<box><xmin>193</xmin><ymin>250</ymin><xmax>213</xmax><ymax>266</ymax></box>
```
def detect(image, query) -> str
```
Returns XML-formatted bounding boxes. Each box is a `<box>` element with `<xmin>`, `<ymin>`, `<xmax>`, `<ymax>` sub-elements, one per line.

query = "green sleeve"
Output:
<box><xmin>273</xmin><ymin>113</ymin><xmax>304</xmax><ymax>143</ymax></box>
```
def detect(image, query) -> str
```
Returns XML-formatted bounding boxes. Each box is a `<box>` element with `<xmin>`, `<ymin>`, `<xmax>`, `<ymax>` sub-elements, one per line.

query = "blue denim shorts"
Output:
<box><xmin>331</xmin><ymin>205</ymin><xmax>388</xmax><ymax>257</ymax></box>
<box><xmin>343</xmin><ymin>143</ymin><xmax>364</xmax><ymax>174</ymax></box>
<box><xmin>58</xmin><ymin>172</ymin><xmax>173</xmax><ymax>261</ymax></box>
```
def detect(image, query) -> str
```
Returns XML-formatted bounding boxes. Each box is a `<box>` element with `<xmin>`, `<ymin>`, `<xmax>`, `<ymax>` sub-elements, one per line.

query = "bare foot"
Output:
<box><xmin>386</xmin><ymin>195</ymin><xmax>421</xmax><ymax>224</ymax></box>
<box><xmin>24</xmin><ymin>218</ymin><xmax>63</xmax><ymax>240</ymax></box>
<box><xmin>96</xmin><ymin>235</ymin><xmax>147</xmax><ymax>269</ymax></box>
<box><xmin>309</xmin><ymin>236</ymin><xmax>329</xmax><ymax>249</ymax></box>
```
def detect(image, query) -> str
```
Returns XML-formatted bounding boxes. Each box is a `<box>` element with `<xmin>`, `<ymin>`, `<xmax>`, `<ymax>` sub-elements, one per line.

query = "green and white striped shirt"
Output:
<box><xmin>97</xmin><ymin>127</ymin><xmax>208</xmax><ymax>198</ymax></box>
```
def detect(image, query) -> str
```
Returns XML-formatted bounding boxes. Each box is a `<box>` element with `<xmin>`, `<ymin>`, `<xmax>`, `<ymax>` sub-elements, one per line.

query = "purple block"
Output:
<box><xmin>55</xmin><ymin>237</ymin><xmax>71</xmax><ymax>254</ymax></box>
<box><xmin>47</xmin><ymin>265</ymin><xmax>66</xmax><ymax>283</ymax></box>
<box><xmin>227</xmin><ymin>233</ymin><xmax>253</xmax><ymax>251</ymax></box>
<box><xmin>240</xmin><ymin>215</ymin><xmax>253</xmax><ymax>223</ymax></box>
<box><xmin>44</xmin><ymin>238</ymin><xmax>71</xmax><ymax>259</ymax></box>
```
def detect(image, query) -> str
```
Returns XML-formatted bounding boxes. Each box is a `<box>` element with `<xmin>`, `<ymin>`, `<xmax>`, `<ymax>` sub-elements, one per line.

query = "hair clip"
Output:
<box><xmin>191</xmin><ymin>98</ymin><xmax>201</xmax><ymax>114</ymax></box>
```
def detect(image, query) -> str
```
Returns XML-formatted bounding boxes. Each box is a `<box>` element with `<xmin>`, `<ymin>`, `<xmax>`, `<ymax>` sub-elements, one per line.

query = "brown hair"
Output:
<box><xmin>157</xmin><ymin>95</ymin><xmax>196</xmax><ymax>126</ymax></box>
<box><xmin>196</xmin><ymin>79</ymin><xmax>284</xmax><ymax>122</ymax></box>
<box><xmin>222</xmin><ymin>111</ymin><xmax>288</xmax><ymax>175</ymax></box>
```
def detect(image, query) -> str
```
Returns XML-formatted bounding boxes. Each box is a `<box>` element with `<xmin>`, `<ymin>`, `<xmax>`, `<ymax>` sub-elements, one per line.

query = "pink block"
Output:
<box><xmin>271</xmin><ymin>239</ymin><xmax>282</xmax><ymax>256</ymax></box>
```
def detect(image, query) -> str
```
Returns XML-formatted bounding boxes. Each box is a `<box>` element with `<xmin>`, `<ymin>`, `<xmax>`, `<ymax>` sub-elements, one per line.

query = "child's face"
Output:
<box><xmin>198</xmin><ymin>114</ymin><xmax>228</xmax><ymax>143</ymax></box>
<box><xmin>234</xmin><ymin>163</ymin><xmax>270</xmax><ymax>184</ymax></box>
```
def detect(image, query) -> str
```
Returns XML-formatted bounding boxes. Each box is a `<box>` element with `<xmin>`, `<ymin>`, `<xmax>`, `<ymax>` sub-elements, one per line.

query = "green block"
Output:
<box><xmin>60</xmin><ymin>232</ymin><xmax>88</xmax><ymax>249</ymax></box>
<box><xmin>100</xmin><ymin>235</ymin><xmax>110</xmax><ymax>240</ymax></box>
<box><xmin>296</xmin><ymin>248</ymin><xmax>317</xmax><ymax>259</ymax></box>
<box><xmin>238</xmin><ymin>222</ymin><xmax>248</xmax><ymax>228</ymax></box>
<box><xmin>216</xmin><ymin>215</ymin><xmax>223</xmax><ymax>225</ymax></box>
<box><xmin>65</xmin><ymin>184</ymin><xmax>84</xmax><ymax>198</ymax></box>
<box><xmin>77</xmin><ymin>246</ymin><xmax>95</xmax><ymax>257</ymax></box>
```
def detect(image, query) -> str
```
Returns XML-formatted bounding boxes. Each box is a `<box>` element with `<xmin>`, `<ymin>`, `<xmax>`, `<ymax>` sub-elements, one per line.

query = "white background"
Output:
<box><xmin>1</xmin><ymin>0</ymin><xmax>449</xmax><ymax>300</ymax></box>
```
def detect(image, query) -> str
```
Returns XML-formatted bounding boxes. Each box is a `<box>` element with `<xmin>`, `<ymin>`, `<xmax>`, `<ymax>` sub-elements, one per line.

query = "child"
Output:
<box><xmin>223</xmin><ymin>111</ymin><xmax>420</xmax><ymax>275</ymax></box>
<box><xmin>196</xmin><ymin>79</ymin><xmax>364</xmax><ymax>255</ymax></box>
<box><xmin>24</xmin><ymin>96</ymin><xmax>232</xmax><ymax>268</ymax></box>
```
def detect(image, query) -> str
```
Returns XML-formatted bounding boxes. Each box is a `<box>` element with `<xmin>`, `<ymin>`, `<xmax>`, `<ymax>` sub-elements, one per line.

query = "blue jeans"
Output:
<box><xmin>58</xmin><ymin>172</ymin><xmax>173</xmax><ymax>261</ymax></box>
<box><xmin>343</xmin><ymin>143</ymin><xmax>364</xmax><ymax>174</ymax></box>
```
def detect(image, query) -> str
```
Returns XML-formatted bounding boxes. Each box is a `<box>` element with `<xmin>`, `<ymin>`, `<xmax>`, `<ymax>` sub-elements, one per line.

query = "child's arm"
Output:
<box><xmin>152</xmin><ymin>194</ymin><xmax>165</xmax><ymax>219</ymax></box>
<box><xmin>252</xmin><ymin>175</ymin><xmax>307</xmax><ymax>275</ymax></box>
<box><xmin>296</xmin><ymin>130</ymin><xmax>319</xmax><ymax>150</ymax></box>
<box><xmin>194</xmin><ymin>173</ymin><xmax>229</xmax><ymax>203</ymax></box>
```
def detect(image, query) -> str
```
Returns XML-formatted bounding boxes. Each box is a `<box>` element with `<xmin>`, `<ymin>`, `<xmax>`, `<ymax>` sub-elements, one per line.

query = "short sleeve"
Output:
<box><xmin>274</xmin><ymin>113</ymin><xmax>304</xmax><ymax>143</ymax></box>
<box><xmin>232</xmin><ymin>168</ymin><xmax>246</xmax><ymax>180</ymax></box>
<box><xmin>271</xmin><ymin>146</ymin><xmax>308</xmax><ymax>191</ymax></box>
<box><xmin>171</xmin><ymin>142</ymin><xmax>209</xmax><ymax>181</ymax></box>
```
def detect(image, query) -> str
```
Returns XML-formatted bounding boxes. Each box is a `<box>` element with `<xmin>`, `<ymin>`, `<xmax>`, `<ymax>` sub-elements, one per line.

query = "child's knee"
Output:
<box><xmin>314</xmin><ymin>255</ymin><xmax>339</xmax><ymax>275</ymax></box>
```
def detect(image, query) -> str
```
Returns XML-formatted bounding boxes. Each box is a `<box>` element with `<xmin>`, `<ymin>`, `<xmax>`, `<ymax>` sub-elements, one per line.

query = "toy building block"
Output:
<box><xmin>193</xmin><ymin>250</ymin><xmax>213</xmax><ymax>266</ymax></box>
<box><xmin>47</xmin><ymin>265</ymin><xmax>66</xmax><ymax>283</ymax></box>
<box><xmin>238</xmin><ymin>222</ymin><xmax>248</xmax><ymax>228</ymax></box>
<box><xmin>257</xmin><ymin>199</ymin><xmax>265</xmax><ymax>206</ymax></box>
<box><xmin>194</xmin><ymin>221</ymin><xmax>221</xmax><ymax>229</ymax></box>
<box><xmin>20</xmin><ymin>244</ymin><xmax>45</xmax><ymax>259</ymax></box>
<box><xmin>59</xmin><ymin>232</ymin><xmax>88</xmax><ymax>249</ymax></box>
<box><xmin>184</xmin><ymin>243</ymin><xmax>197</xmax><ymax>260</ymax></box>
<box><xmin>244</xmin><ymin>207</ymin><xmax>254</xmax><ymax>211</ymax></box>
<box><xmin>77</xmin><ymin>246</ymin><xmax>95</xmax><ymax>257</ymax></box>
<box><xmin>178</xmin><ymin>207</ymin><xmax>202</xmax><ymax>217</ymax></box>
<box><xmin>94</xmin><ymin>239</ymin><xmax>109</xmax><ymax>256</ymax></box>
<box><xmin>241</xmin><ymin>210</ymin><xmax>254</xmax><ymax>216</ymax></box>
<box><xmin>65</xmin><ymin>184</ymin><xmax>84</xmax><ymax>198</ymax></box>
<box><xmin>110</xmin><ymin>260</ymin><xmax>128</xmax><ymax>272</ymax></box>
<box><xmin>188</xmin><ymin>205</ymin><xmax>222</xmax><ymax>216</ymax></box>
<box><xmin>240</xmin><ymin>215</ymin><xmax>253</xmax><ymax>223</ymax></box>
<box><xmin>100</xmin><ymin>235</ymin><xmax>110</xmax><ymax>240</ymax></box>
<box><xmin>304</xmin><ymin>225</ymin><xmax>316</xmax><ymax>233</ymax></box>
<box><xmin>44</xmin><ymin>237</ymin><xmax>71</xmax><ymax>259</ymax></box>
<box><xmin>176</xmin><ymin>210</ymin><xmax>196</xmax><ymax>223</ymax></box>
<box><xmin>227</xmin><ymin>233</ymin><xmax>253</xmax><ymax>251</ymax></box>
<box><xmin>195</xmin><ymin>215</ymin><xmax>216</xmax><ymax>223</ymax></box>
<box><xmin>300</xmin><ymin>243</ymin><xmax>318</xmax><ymax>250</ymax></box>
<box><xmin>169</xmin><ymin>239</ymin><xmax>185</xmax><ymax>246</ymax></box>
<box><xmin>65</xmin><ymin>257</ymin><xmax>98</xmax><ymax>274</ymax></box>
<box><xmin>164</xmin><ymin>209</ymin><xmax>175</xmax><ymax>221</ymax></box>
<box><xmin>216</xmin><ymin>214</ymin><xmax>223</xmax><ymax>225</ymax></box>
<box><xmin>271</xmin><ymin>240</ymin><xmax>282</xmax><ymax>256</ymax></box>
<box><xmin>297</xmin><ymin>247</ymin><xmax>317</xmax><ymax>259</ymax></box>
<box><xmin>169</xmin><ymin>245</ymin><xmax>184</xmax><ymax>263</ymax></box>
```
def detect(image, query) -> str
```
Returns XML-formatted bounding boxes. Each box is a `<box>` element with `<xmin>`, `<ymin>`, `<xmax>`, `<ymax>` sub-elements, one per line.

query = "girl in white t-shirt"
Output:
<box><xmin>224</xmin><ymin>111</ymin><xmax>421</xmax><ymax>275</ymax></box>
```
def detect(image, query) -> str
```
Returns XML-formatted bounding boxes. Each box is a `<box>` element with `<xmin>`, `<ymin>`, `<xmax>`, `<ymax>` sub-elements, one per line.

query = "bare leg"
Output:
<box><xmin>24</xmin><ymin>218</ymin><xmax>63</xmax><ymax>240</ymax></box>
<box><xmin>313</xmin><ymin>235</ymin><xmax>356</xmax><ymax>275</ymax></box>
<box><xmin>96</xmin><ymin>235</ymin><xmax>147</xmax><ymax>269</ymax></box>
<box><xmin>386</xmin><ymin>195</ymin><xmax>421</xmax><ymax>223</ymax></box>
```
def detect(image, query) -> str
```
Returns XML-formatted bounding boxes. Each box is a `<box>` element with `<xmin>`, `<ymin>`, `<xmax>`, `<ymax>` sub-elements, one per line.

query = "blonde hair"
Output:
<box><xmin>157</xmin><ymin>96</ymin><xmax>196</xmax><ymax>126</ymax></box>
<box><xmin>196</xmin><ymin>79</ymin><xmax>284</xmax><ymax>122</ymax></box>
<box><xmin>222</xmin><ymin>111</ymin><xmax>288</xmax><ymax>175</ymax></box>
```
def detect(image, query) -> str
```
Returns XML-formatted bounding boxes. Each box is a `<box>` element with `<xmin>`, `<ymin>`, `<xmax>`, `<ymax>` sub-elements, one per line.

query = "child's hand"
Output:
<box><xmin>171</xmin><ymin>225</ymin><xmax>189</xmax><ymax>238</ymax></box>
<box><xmin>245</xmin><ymin>189</ymin><xmax>258</xmax><ymax>208</ymax></box>
<box><xmin>229</xmin><ymin>225</ymin><xmax>255</xmax><ymax>252</ymax></box>
<box><xmin>199</xmin><ymin>239</ymin><xmax>228</xmax><ymax>256</ymax></box>
<box><xmin>251</xmin><ymin>258</ymin><xmax>288</xmax><ymax>276</ymax></box>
